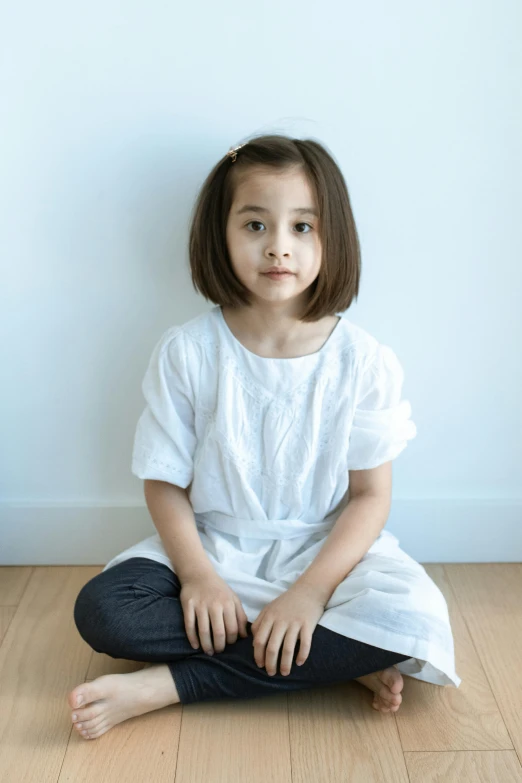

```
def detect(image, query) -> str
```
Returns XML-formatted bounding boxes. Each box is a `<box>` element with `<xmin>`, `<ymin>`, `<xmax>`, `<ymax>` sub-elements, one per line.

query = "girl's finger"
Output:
<box><xmin>235</xmin><ymin>599</ymin><xmax>249</xmax><ymax>637</ymax></box>
<box><xmin>252</xmin><ymin>621</ymin><xmax>271</xmax><ymax>667</ymax></box>
<box><xmin>183</xmin><ymin>602</ymin><xmax>199</xmax><ymax>649</ymax></box>
<box><xmin>208</xmin><ymin>606</ymin><xmax>227</xmax><ymax>653</ymax></box>
<box><xmin>251</xmin><ymin>613</ymin><xmax>263</xmax><ymax>639</ymax></box>
<box><xmin>221</xmin><ymin>602</ymin><xmax>239</xmax><ymax>645</ymax></box>
<box><xmin>196</xmin><ymin>608</ymin><xmax>213</xmax><ymax>655</ymax></box>
<box><xmin>241</xmin><ymin>607</ymin><xmax>250</xmax><ymax>637</ymax></box>
<box><xmin>264</xmin><ymin>625</ymin><xmax>287</xmax><ymax>676</ymax></box>
<box><xmin>280</xmin><ymin>625</ymin><xmax>301</xmax><ymax>675</ymax></box>
<box><xmin>296</xmin><ymin>631</ymin><xmax>312</xmax><ymax>665</ymax></box>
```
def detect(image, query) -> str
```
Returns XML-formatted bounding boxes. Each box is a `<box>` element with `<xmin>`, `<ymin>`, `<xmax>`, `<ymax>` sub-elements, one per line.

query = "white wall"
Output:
<box><xmin>1</xmin><ymin>1</ymin><xmax>521</xmax><ymax>564</ymax></box>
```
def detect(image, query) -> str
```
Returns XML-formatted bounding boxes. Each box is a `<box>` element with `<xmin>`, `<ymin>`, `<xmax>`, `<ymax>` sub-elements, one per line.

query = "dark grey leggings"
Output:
<box><xmin>73</xmin><ymin>557</ymin><xmax>411</xmax><ymax>705</ymax></box>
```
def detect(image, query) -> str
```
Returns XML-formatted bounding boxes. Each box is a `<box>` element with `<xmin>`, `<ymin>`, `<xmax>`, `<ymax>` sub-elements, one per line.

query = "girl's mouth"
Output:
<box><xmin>262</xmin><ymin>272</ymin><xmax>293</xmax><ymax>280</ymax></box>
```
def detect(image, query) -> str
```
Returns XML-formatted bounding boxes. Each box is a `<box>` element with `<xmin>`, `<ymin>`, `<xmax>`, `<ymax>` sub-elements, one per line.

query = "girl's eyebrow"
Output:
<box><xmin>236</xmin><ymin>205</ymin><xmax>319</xmax><ymax>217</ymax></box>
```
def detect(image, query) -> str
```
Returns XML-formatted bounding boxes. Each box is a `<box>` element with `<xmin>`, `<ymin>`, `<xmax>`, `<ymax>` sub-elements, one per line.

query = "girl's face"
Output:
<box><xmin>225</xmin><ymin>166</ymin><xmax>322</xmax><ymax>308</ymax></box>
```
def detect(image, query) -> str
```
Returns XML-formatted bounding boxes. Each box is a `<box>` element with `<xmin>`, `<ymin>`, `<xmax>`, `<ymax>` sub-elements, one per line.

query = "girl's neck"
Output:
<box><xmin>221</xmin><ymin>306</ymin><xmax>340</xmax><ymax>360</ymax></box>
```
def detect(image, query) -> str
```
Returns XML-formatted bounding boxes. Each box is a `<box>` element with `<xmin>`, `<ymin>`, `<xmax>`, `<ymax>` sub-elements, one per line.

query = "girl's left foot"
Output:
<box><xmin>355</xmin><ymin>665</ymin><xmax>404</xmax><ymax>712</ymax></box>
<box><xmin>68</xmin><ymin>664</ymin><xmax>180</xmax><ymax>740</ymax></box>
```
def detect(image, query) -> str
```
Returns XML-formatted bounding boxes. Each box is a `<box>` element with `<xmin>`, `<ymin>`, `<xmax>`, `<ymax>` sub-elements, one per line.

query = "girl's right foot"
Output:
<box><xmin>67</xmin><ymin>664</ymin><xmax>180</xmax><ymax>740</ymax></box>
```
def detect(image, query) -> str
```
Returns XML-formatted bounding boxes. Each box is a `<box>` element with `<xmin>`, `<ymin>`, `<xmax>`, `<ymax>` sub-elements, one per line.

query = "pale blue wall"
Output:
<box><xmin>1</xmin><ymin>0</ymin><xmax>520</xmax><ymax>560</ymax></box>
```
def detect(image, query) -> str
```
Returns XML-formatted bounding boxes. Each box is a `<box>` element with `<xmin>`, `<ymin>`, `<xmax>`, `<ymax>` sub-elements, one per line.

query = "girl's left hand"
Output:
<box><xmin>250</xmin><ymin>583</ymin><xmax>326</xmax><ymax>676</ymax></box>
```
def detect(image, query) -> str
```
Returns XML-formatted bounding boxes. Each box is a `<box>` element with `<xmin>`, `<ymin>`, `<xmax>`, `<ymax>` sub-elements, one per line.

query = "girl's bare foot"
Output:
<box><xmin>355</xmin><ymin>665</ymin><xmax>404</xmax><ymax>713</ymax></box>
<box><xmin>67</xmin><ymin>664</ymin><xmax>180</xmax><ymax>740</ymax></box>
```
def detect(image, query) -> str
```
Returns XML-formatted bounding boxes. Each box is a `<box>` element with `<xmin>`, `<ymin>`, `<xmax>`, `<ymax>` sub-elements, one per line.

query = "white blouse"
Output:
<box><xmin>103</xmin><ymin>305</ymin><xmax>461</xmax><ymax>689</ymax></box>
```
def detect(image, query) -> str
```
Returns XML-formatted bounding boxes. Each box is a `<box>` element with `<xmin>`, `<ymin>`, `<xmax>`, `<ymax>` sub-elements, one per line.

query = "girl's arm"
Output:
<box><xmin>144</xmin><ymin>479</ymin><xmax>216</xmax><ymax>582</ymax></box>
<box><xmin>292</xmin><ymin>462</ymin><xmax>393</xmax><ymax>604</ymax></box>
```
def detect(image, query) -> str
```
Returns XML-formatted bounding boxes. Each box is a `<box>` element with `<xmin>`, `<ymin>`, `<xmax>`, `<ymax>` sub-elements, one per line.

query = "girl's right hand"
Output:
<box><xmin>179</xmin><ymin>571</ymin><xmax>250</xmax><ymax>655</ymax></box>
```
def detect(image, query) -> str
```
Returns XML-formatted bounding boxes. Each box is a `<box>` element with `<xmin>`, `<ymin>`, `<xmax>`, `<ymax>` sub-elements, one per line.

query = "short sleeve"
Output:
<box><xmin>346</xmin><ymin>343</ymin><xmax>417</xmax><ymax>471</ymax></box>
<box><xmin>131</xmin><ymin>327</ymin><xmax>197</xmax><ymax>488</ymax></box>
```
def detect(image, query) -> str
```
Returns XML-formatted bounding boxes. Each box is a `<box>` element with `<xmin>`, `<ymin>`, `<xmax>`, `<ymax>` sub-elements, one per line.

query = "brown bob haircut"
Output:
<box><xmin>189</xmin><ymin>134</ymin><xmax>361</xmax><ymax>322</ymax></box>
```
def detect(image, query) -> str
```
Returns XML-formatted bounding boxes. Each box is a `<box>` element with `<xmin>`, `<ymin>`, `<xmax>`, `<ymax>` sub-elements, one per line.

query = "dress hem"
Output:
<box><xmin>317</xmin><ymin>613</ymin><xmax>461</xmax><ymax>689</ymax></box>
<box><xmin>102</xmin><ymin>546</ymin><xmax>461</xmax><ymax>690</ymax></box>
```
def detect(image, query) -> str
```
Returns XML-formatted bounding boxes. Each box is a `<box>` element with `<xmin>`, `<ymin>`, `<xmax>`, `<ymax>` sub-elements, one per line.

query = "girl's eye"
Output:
<box><xmin>246</xmin><ymin>221</ymin><xmax>313</xmax><ymax>233</ymax></box>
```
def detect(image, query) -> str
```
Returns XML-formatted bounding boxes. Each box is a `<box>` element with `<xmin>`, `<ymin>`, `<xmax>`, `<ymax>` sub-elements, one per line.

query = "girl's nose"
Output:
<box><xmin>265</xmin><ymin>227</ymin><xmax>293</xmax><ymax>257</ymax></box>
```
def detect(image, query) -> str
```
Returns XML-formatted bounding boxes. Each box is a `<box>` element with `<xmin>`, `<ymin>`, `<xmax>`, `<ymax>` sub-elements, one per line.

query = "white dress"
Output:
<box><xmin>104</xmin><ymin>305</ymin><xmax>461</xmax><ymax>689</ymax></box>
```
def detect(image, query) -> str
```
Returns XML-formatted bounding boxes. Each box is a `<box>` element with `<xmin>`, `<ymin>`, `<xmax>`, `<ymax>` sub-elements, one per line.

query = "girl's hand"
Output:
<box><xmin>179</xmin><ymin>571</ymin><xmax>249</xmax><ymax>655</ymax></box>
<box><xmin>250</xmin><ymin>584</ymin><xmax>326</xmax><ymax>676</ymax></box>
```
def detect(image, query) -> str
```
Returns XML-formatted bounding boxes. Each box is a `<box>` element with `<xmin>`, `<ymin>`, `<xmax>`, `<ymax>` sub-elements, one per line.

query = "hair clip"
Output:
<box><xmin>227</xmin><ymin>143</ymin><xmax>247</xmax><ymax>162</ymax></box>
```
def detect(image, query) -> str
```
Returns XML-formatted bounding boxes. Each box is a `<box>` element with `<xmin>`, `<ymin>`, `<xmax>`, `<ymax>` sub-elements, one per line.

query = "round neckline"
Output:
<box><xmin>216</xmin><ymin>306</ymin><xmax>343</xmax><ymax>361</ymax></box>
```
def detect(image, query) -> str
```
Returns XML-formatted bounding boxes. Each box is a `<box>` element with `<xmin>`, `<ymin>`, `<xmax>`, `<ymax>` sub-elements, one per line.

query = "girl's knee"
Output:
<box><xmin>73</xmin><ymin>577</ymin><xmax>120</xmax><ymax>651</ymax></box>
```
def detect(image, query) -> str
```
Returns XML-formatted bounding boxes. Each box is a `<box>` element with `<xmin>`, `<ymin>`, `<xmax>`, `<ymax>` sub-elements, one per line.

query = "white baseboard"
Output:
<box><xmin>1</xmin><ymin>498</ymin><xmax>521</xmax><ymax>565</ymax></box>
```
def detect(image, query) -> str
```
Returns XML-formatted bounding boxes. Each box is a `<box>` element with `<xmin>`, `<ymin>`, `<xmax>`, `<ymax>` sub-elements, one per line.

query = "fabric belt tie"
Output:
<box><xmin>195</xmin><ymin>509</ymin><xmax>341</xmax><ymax>540</ymax></box>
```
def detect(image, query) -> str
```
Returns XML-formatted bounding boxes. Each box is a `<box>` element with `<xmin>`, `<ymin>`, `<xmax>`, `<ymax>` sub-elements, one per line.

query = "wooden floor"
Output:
<box><xmin>0</xmin><ymin>563</ymin><xmax>521</xmax><ymax>782</ymax></box>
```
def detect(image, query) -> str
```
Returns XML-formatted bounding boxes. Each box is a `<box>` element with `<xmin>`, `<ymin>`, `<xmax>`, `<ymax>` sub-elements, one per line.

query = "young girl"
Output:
<box><xmin>68</xmin><ymin>134</ymin><xmax>461</xmax><ymax>741</ymax></box>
